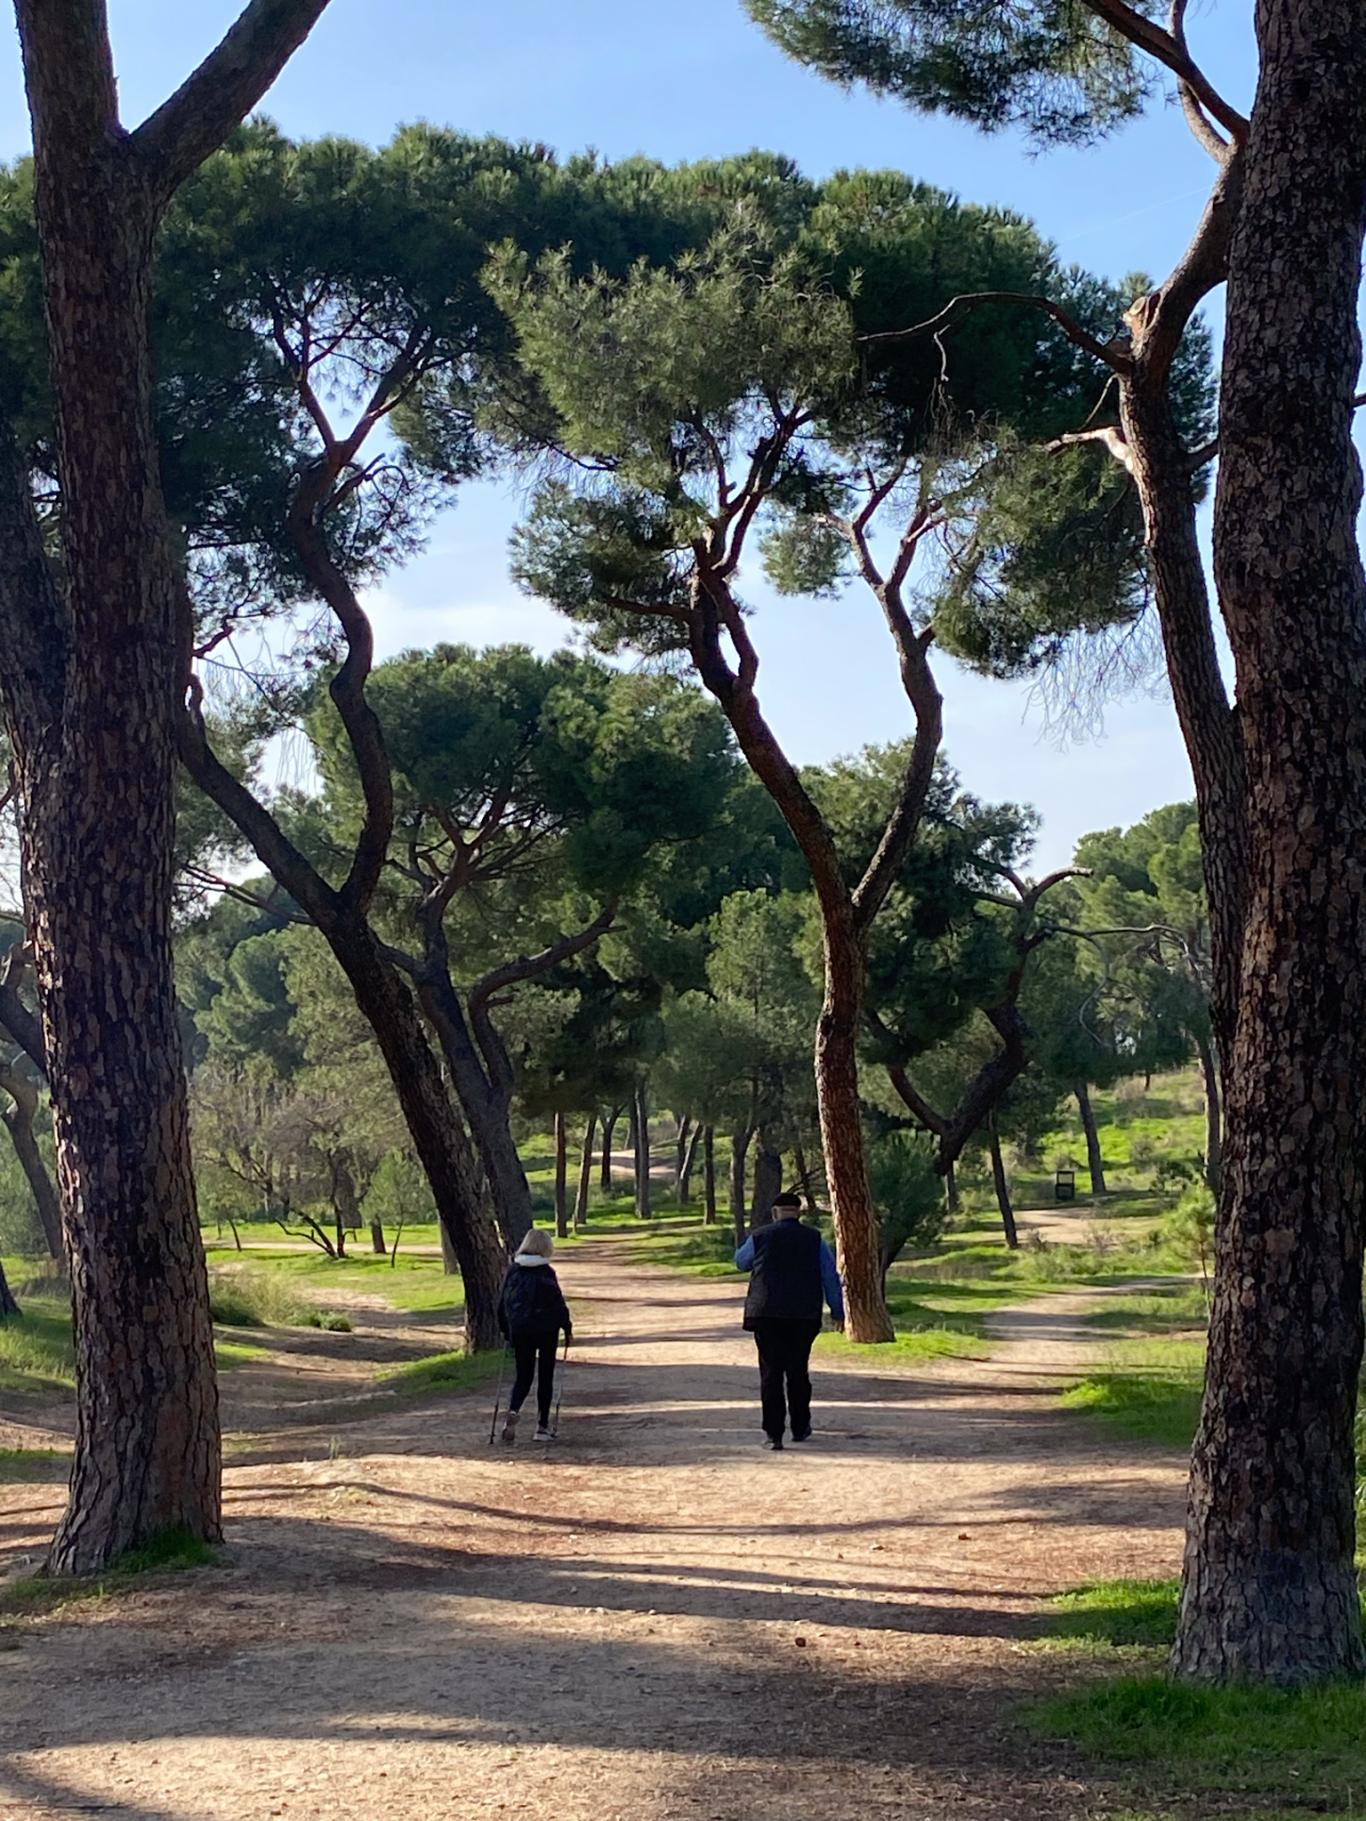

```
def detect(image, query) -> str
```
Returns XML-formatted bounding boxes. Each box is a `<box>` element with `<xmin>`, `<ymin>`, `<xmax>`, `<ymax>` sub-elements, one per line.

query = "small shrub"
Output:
<box><xmin>206</xmin><ymin>1267</ymin><xmax>307</xmax><ymax>1329</ymax></box>
<box><xmin>869</xmin><ymin>1131</ymin><xmax>945</xmax><ymax>1272</ymax></box>
<box><xmin>305</xmin><ymin>1311</ymin><xmax>353</xmax><ymax>1333</ymax></box>
<box><xmin>1128</xmin><ymin>1135</ymin><xmax>1158</xmax><ymax>1172</ymax></box>
<box><xmin>1161</xmin><ymin>1183</ymin><xmax>1216</xmax><ymax>1293</ymax></box>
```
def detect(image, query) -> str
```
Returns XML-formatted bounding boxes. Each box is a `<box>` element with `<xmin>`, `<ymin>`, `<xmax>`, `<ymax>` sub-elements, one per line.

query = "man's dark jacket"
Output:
<box><xmin>741</xmin><ymin>1219</ymin><xmax>826</xmax><ymax>1330</ymax></box>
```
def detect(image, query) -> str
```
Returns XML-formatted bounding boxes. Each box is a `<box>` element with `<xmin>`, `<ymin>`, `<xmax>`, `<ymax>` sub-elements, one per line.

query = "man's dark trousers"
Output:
<box><xmin>751</xmin><ymin>1317</ymin><xmax>822</xmax><ymax>1440</ymax></box>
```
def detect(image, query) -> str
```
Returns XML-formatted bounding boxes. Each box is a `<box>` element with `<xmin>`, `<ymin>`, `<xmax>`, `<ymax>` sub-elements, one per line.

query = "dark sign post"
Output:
<box><xmin>1055</xmin><ymin>1169</ymin><xmax>1076</xmax><ymax>1204</ymax></box>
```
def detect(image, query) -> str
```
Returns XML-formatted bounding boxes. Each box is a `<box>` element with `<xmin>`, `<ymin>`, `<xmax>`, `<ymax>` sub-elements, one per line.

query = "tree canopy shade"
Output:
<box><xmin>0</xmin><ymin>0</ymin><xmax>332</xmax><ymax>1577</ymax></box>
<box><xmin>744</xmin><ymin>0</ymin><xmax>1366</xmax><ymax>1691</ymax></box>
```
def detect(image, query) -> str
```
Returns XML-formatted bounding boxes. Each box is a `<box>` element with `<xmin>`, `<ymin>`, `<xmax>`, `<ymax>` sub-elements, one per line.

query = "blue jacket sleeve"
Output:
<box><xmin>734</xmin><ymin>1234</ymin><xmax>756</xmax><ymax>1271</ymax></box>
<box><xmin>819</xmin><ymin>1241</ymin><xmax>845</xmax><ymax>1322</ymax></box>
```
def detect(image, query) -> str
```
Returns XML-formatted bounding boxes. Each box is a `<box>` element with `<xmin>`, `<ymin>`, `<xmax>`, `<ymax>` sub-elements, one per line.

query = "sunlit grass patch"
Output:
<box><xmin>1061</xmin><ymin>1339</ymin><xmax>1205</xmax><ymax>1448</ymax></box>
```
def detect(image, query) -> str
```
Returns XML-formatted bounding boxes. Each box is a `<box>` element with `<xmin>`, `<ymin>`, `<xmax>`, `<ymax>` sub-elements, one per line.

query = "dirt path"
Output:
<box><xmin>0</xmin><ymin>1250</ymin><xmax>1186</xmax><ymax>1821</ymax></box>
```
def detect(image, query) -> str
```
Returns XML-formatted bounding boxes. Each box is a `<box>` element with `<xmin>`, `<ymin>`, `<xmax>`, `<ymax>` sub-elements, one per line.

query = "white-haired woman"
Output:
<box><xmin>497</xmin><ymin>1227</ymin><xmax>573</xmax><ymax>1442</ymax></box>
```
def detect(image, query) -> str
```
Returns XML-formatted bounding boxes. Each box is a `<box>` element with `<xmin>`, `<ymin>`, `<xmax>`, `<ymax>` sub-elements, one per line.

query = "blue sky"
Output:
<box><xmin>1</xmin><ymin>2</ymin><xmax>1256</xmax><ymax>871</ymax></box>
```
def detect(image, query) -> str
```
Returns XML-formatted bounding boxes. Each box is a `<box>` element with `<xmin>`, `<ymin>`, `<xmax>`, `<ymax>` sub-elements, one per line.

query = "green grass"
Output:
<box><xmin>379</xmin><ymin>1347</ymin><xmax>504</xmax><ymax>1399</ymax></box>
<box><xmin>1087</xmin><ymin>1285</ymin><xmax>1210</xmax><ymax>1334</ymax></box>
<box><xmin>204</xmin><ymin>1244</ymin><xmax>466</xmax><ymax>1318</ymax></box>
<box><xmin>0</xmin><ymin>1446</ymin><xmax>69</xmax><ymax>1483</ymax></box>
<box><xmin>213</xmin><ymin>1336</ymin><xmax>266</xmax><ymax>1371</ymax></box>
<box><xmin>1045</xmin><ymin>1579</ymin><xmax>1181</xmax><ymax>1651</ymax></box>
<box><xmin>207</xmin><ymin>1265</ymin><xmax>311</xmax><ymax>1329</ymax></box>
<box><xmin>1060</xmin><ymin>1339</ymin><xmax>1206</xmax><ymax>1448</ymax></box>
<box><xmin>0</xmin><ymin>1298</ymin><xmax>74</xmax><ymax>1393</ymax></box>
<box><xmin>0</xmin><ymin>1524</ymin><xmax>219</xmax><ymax>1624</ymax></box>
<box><xmin>1034</xmin><ymin>1674</ymin><xmax>1366</xmax><ymax>1808</ymax></box>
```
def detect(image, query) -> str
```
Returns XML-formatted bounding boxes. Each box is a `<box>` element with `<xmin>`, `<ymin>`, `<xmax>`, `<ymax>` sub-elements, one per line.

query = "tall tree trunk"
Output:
<box><xmin>1172</xmin><ymin>0</ymin><xmax>1366</xmax><ymax>1685</ymax></box>
<box><xmin>944</xmin><ymin>1160</ymin><xmax>960</xmax><ymax>1217</ymax></box>
<box><xmin>574</xmin><ymin>1112</ymin><xmax>596</xmax><ymax>1231</ymax></box>
<box><xmin>600</xmin><ymin>1106</ymin><xmax>619</xmax><ymax>1191</ymax></box>
<box><xmin>553</xmin><ymin>1112</ymin><xmax>569</xmax><ymax>1240</ymax></box>
<box><xmin>0</xmin><ymin>1064</ymin><xmax>62</xmax><ymax>1263</ymax></box>
<box><xmin>633</xmin><ymin>1082</ymin><xmax>652</xmax><ymax>1219</ymax></box>
<box><xmin>817</xmin><ymin>910</ymin><xmax>894</xmax><ymax>1339</ymax></box>
<box><xmin>678</xmin><ymin>1119</ymin><xmax>701</xmax><ymax>1206</ymax></box>
<box><xmin>673</xmin><ymin>1114</ymin><xmax>692</xmax><ymax>1201</ymax></box>
<box><xmin>329</xmin><ymin>924</ymin><xmax>505</xmax><ymax>1350</ymax></box>
<box><xmin>0</xmin><ymin>1254</ymin><xmax>19</xmax><ymax>1320</ymax></box>
<box><xmin>750</xmin><ymin>1139</ymin><xmax>782</xmax><ymax>1230</ymax></box>
<box><xmin>1196</xmin><ymin>1031</ymin><xmax>1223</xmax><ymax>1195</ymax></box>
<box><xmin>369</xmin><ymin>1217</ymin><xmax>387</xmax><ymax>1257</ymax></box>
<box><xmin>729</xmin><ymin>1123</ymin><xmax>754</xmax><ymax>1247</ymax></box>
<box><xmin>988</xmin><ymin>1120</ymin><xmax>1018</xmax><ymax>1251</ymax></box>
<box><xmin>702</xmin><ymin>1125</ymin><xmax>717</xmax><ymax>1226</ymax></box>
<box><xmin>417</xmin><ymin>968</ymin><xmax>533</xmax><ymax>1250</ymax></box>
<box><xmin>1074</xmin><ymin>1082</ymin><xmax>1107</xmax><ymax>1197</ymax></box>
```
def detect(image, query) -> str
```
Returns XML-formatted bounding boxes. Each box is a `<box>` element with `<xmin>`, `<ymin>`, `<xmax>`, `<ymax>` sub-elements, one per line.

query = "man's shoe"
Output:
<box><xmin>790</xmin><ymin>1428</ymin><xmax>812</xmax><ymax>1443</ymax></box>
<box><xmin>766</xmin><ymin>1437</ymin><xmax>784</xmax><ymax>1451</ymax></box>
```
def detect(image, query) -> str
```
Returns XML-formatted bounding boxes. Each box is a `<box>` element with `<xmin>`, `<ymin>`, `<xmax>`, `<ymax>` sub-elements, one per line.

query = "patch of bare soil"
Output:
<box><xmin>0</xmin><ymin>1249</ymin><xmax>1184</xmax><ymax>1821</ymax></box>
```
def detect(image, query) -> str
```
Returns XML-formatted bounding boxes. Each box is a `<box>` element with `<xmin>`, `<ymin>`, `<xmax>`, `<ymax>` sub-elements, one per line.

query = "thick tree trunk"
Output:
<box><xmin>600</xmin><ymin>1106</ymin><xmax>619</xmax><ymax>1191</ymax></box>
<box><xmin>673</xmin><ymin>1115</ymin><xmax>692</xmax><ymax>1203</ymax></box>
<box><xmin>1172</xmin><ymin>1</ymin><xmax>1366</xmax><ymax>1686</ymax></box>
<box><xmin>0</xmin><ymin>1255</ymin><xmax>20</xmax><ymax>1320</ymax></box>
<box><xmin>418</xmin><ymin>968</ymin><xmax>533</xmax><ymax>1250</ymax></box>
<box><xmin>988</xmin><ymin>1121</ymin><xmax>1018</xmax><ymax>1251</ymax></box>
<box><xmin>729</xmin><ymin>1123</ymin><xmax>753</xmax><ymax>1247</ymax></box>
<box><xmin>702</xmin><ymin>1125</ymin><xmax>717</xmax><ymax>1226</ymax></box>
<box><xmin>817</xmin><ymin>912</ymin><xmax>894</xmax><ymax>1340</ymax></box>
<box><xmin>574</xmin><ymin>1112</ymin><xmax>596</xmax><ymax>1231</ymax></box>
<box><xmin>750</xmin><ymin>1140</ymin><xmax>782</xmax><ymax>1230</ymax></box>
<box><xmin>1074</xmin><ymin>1082</ymin><xmax>1107</xmax><ymax>1197</ymax></box>
<box><xmin>330</xmin><ymin>925</ymin><xmax>505</xmax><ymax>1350</ymax></box>
<box><xmin>1196</xmin><ymin>1031</ymin><xmax>1223</xmax><ymax>1195</ymax></box>
<box><xmin>0</xmin><ymin>1066</ymin><xmax>62</xmax><ymax>1263</ymax></box>
<box><xmin>554</xmin><ymin>1112</ymin><xmax>569</xmax><ymax>1240</ymax></box>
<box><xmin>633</xmin><ymin>1083</ymin><xmax>651</xmax><ymax>1219</ymax></box>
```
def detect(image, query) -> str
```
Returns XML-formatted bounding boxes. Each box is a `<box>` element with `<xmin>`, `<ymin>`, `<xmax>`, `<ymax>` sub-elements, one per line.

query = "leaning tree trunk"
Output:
<box><xmin>750</xmin><ymin>1140</ymin><xmax>782</xmax><ymax>1230</ymax></box>
<box><xmin>1172</xmin><ymin>0</ymin><xmax>1366</xmax><ymax>1686</ymax></box>
<box><xmin>633</xmin><ymin>1083</ymin><xmax>652</xmax><ymax>1220</ymax></box>
<box><xmin>1195</xmin><ymin>1031</ymin><xmax>1223</xmax><ymax>1195</ymax></box>
<box><xmin>574</xmin><ymin>1112</ymin><xmax>596</xmax><ymax>1231</ymax></box>
<box><xmin>817</xmin><ymin>910</ymin><xmax>894</xmax><ymax>1340</ymax></box>
<box><xmin>0</xmin><ymin>1255</ymin><xmax>19</xmax><ymax>1319</ymax></box>
<box><xmin>1074</xmin><ymin>1082</ymin><xmax>1107</xmax><ymax>1197</ymax></box>
<box><xmin>553</xmin><ymin>1112</ymin><xmax>569</xmax><ymax>1240</ymax></box>
<box><xmin>330</xmin><ymin>924</ymin><xmax>505</xmax><ymax>1350</ymax></box>
<box><xmin>988</xmin><ymin>1120</ymin><xmax>1018</xmax><ymax>1251</ymax></box>
<box><xmin>702</xmin><ymin>1125</ymin><xmax>717</xmax><ymax>1226</ymax></box>
<box><xmin>793</xmin><ymin>1141</ymin><xmax>816</xmax><ymax>1211</ymax></box>
<box><xmin>678</xmin><ymin>1119</ymin><xmax>701</xmax><ymax>1206</ymax></box>
<box><xmin>944</xmin><ymin>1160</ymin><xmax>960</xmax><ymax>1218</ymax></box>
<box><xmin>0</xmin><ymin>1066</ymin><xmax>62</xmax><ymax>1263</ymax></box>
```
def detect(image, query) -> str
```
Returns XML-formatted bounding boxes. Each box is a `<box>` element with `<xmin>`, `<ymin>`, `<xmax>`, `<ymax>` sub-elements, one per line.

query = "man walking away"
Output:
<box><xmin>498</xmin><ymin>1227</ymin><xmax>573</xmax><ymax>1443</ymax></box>
<box><xmin>735</xmin><ymin>1191</ymin><xmax>844</xmax><ymax>1450</ymax></box>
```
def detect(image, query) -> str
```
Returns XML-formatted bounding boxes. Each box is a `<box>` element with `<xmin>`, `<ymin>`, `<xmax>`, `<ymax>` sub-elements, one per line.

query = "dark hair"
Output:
<box><xmin>773</xmin><ymin>1190</ymin><xmax>802</xmax><ymax>1211</ymax></box>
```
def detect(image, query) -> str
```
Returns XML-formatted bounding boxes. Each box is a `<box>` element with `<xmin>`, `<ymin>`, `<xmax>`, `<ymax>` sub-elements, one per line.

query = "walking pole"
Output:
<box><xmin>551</xmin><ymin>1333</ymin><xmax>570</xmax><ymax>1437</ymax></box>
<box><xmin>488</xmin><ymin>1344</ymin><xmax>511</xmax><ymax>1445</ymax></box>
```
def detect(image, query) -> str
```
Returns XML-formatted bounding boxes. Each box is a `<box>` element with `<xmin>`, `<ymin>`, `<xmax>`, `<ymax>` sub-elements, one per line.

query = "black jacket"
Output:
<box><xmin>740</xmin><ymin>1219</ymin><xmax>826</xmax><ymax>1328</ymax></box>
<box><xmin>498</xmin><ymin>1259</ymin><xmax>572</xmax><ymax>1343</ymax></box>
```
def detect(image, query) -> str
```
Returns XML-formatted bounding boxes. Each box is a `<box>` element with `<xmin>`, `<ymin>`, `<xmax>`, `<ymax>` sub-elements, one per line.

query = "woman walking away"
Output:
<box><xmin>498</xmin><ymin>1227</ymin><xmax>573</xmax><ymax>1443</ymax></box>
<box><xmin>735</xmin><ymin>1191</ymin><xmax>844</xmax><ymax>1450</ymax></box>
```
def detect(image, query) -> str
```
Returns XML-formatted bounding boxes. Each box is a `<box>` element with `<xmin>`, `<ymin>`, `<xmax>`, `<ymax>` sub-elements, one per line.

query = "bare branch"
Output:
<box><xmin>133</xmin><ymin>0</ymin><xmax>333</xmax><ymax>204</ymax></box>
<box><xmin>863</xmin><ymin>292</ymin><xmax>1133</xmax><ymax>375</ymax></box>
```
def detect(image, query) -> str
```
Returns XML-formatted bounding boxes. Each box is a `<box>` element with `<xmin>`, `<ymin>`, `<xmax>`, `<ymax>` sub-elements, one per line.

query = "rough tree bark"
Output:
<box><xmin>702</xmin><ymin>1125</ymin><xmax>717</xmax><ymax>1226</ymax></box>
<box><xmin>1074</xmin><ymin>1082</ymin><xmax>1107</xmax><ymax>1197</ymax></box>
<box><xmin>1171</xmin><ymin>0</ymin><xmax>1366</xmax><ymax>1685</ymax></box>
<box><xmin>574</xmin><ymin>1112</ymin><xmax>596</xmax><ymax>1230</ymax></box>
<box><xmin>0</xmin><ymin>0</ymin><xmax>330</xmax><ymax>1575</ymax></box>
<box><xmin>729</xmin><ymin>1122</ymin><xmax>754</xmax><ymax>1246</ymax></box>
<box><xmin>678</xmin><ymin>1119</ymin><xmax>701</xmax><ymax>1206</ymax></box>
<box><xmin>0</xmin><ymin>1255</ymin><xmax>19</xmax><ymax>1320</ymax></box>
